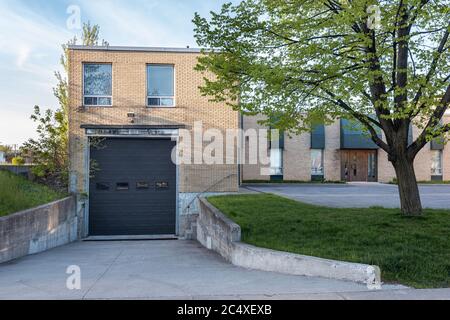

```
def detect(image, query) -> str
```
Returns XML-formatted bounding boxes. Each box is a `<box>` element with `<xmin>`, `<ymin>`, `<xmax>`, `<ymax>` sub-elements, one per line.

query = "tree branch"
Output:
<box><xmin>408</xmin><ymin>83</ymin><xmax>450</xmax><ymax>157</ymax></box>
<box><xmin>322</xmin><ymin>90</ymin><xmax>390</xmax><ymax>152</ymax></box>
<box><xmin>411</xmin><ymin>23</ymin><xmax>450</xmax><ymax>116</ymax></box>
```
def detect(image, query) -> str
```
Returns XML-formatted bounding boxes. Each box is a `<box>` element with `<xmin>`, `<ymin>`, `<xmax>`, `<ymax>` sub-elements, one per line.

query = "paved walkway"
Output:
<box><xmin>243</xmin><ymin>183</ymin><xmax>450</xmax><ymax>209</ymax></box>
<box><xmin>0</xmin><ymin>240</ymin><xmax>413</xmax><ymax>300</ymax></box>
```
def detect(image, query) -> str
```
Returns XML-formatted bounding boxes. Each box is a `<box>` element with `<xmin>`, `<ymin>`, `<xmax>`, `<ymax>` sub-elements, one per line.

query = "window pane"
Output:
<box><xmin>116</xmin><ymin>182</ymin><xmax>129</xmax><ymax>191</ymax></box>
<box><xmin>84</xmin><ymin>97</ymin><xmax>96</xmax><ymax>105</ymax></box>
<box><xmin>270</xmin><ymin>148</ymin><xmax>283</xmax><ymax>175</ymax></box>
<box><xmin>97</xmin><ymin>97</ymin><xmax>112</xmax><ymax>105</ymax></box>
<box><xmin>84</xmin><ymin>64</ymin><xmax>112</xmax><ymax>96</ymax></box>
<box><xmin>148</xmin><ymin>97</ymin><xmax>160</xmax><ymax>106</ymax></box>
<box><xmin>160</xmin><ymin>98</ymin><xmax>174</xmax><ymax>106</ymax></box>
<box><xmin>136</xmin><ymin>182</ymin><xmax>149</xmax><ymax>189</ymax></box>
<box><xmin>311</xmin><ymin>149</ymin><xmax>324</xmax><ymax>175</ymax></box>
<box><xmin>147</xmin><ymin>65</ymin><xmax>174</xmax><ymax>96</ymax></box>
<box><xmin>368</xmin><ymin>153</ymin><xmax>376</xmax><ymax>178</ymax></box>
<box><xmin>431</xmin><ymin>150</ymin><xmax>443</xmax><ymax>175</ymax></box>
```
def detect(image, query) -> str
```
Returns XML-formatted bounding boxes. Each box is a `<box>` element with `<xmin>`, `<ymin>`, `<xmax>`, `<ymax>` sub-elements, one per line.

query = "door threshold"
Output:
<box><xmin>83</xmin><ymin>234</ymin><xmax>178</xmax><ymax>241</ymax></box>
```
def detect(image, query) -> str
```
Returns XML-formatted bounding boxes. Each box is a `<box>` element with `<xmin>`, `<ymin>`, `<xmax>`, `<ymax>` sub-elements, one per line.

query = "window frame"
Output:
<box><xmin>269</xmin><ymin>148</ymin><xmax>283</xmax><ymax>176</ymax></box>
<box><xmin>146</xmin><ymin>64</ymin><xmax>175</xmax><ymax>108</ymax></box>
<box><xmin>83</xmin><ymin>63</ymin><xmax>113</xmax><ymax>107</ymax></box>
<box><xmin>431</xmin><ymin>149</ymin><xmax>443</xmax><ymax>176</ymax></box>
<box><xmin>311</xmin><ymin>149</ymin><xmax>324</xmax><ymax>176</ymax></box>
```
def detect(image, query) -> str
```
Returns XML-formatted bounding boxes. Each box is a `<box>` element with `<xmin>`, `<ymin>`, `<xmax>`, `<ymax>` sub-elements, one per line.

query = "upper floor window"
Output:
<box><xmin>83</xmin><ymin>63</ymin><xmax>112</xmax><ymax>106</ymax></box>
<box><xmin>147</xmin><ymin>65</ymin><xmax>174</xmax><ymax>107</ymax></box>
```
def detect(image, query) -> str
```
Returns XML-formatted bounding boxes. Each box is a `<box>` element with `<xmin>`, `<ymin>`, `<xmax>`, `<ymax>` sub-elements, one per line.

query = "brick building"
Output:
<box><xmin>242</xmin><ymin>114</ymin><xmax>450</xmax><ymax>183</ymax></box>
<box><xmin>68</xmin><ymin>45</ymin><xmax>239</xmax><ymax>237</ymax></box>
<box><xmin>68</xmin><ymin>45</ymin><xmax>448</xmax><ymax>238</ymax></box>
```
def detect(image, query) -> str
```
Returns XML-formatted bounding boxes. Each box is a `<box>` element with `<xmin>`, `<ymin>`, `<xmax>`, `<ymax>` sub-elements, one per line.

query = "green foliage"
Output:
<box><xmin>389</xmin><ymin>177</ymin><xmax>398</xmax><ymax>184</ymax></box>
<box><xmin>193</xmin><ymin>0</ymin><xmax>450</xmax><ymax>139</ymax></box>
<box><xmin>208</xmin><ymin>194</ymin><xmax>450</xmax><ymax>288</ymax></box>
<box><xmin>0</xmin><ymin>144</ymin><xmax>14</xmax><ymax>161</ymax></box>
<box><xmin>21</xmin><ymin>106</ymin><xmax>68</xmax><ymax>190</ymax></box>
<box><xmin>11</xmin><ymin>157</ymin><xmax>25</xmax><ymax>165</ymax></box>
<box><xmin>22</xmin><ymin>22</ymin><xmax>104</xmax><ymax>192</ymax></box>
<box><xmin>0</xmin><ymin>145</ymin><xmax>12</xmax><ymax>153</ymax></box>
<box><xmin>0</xmin><ymin>171</ymin><xmax>65</xmax><ymax>217</ymax></box>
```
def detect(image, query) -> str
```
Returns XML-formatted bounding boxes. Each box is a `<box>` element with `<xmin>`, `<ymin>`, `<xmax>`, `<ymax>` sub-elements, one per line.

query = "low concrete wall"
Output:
<box><xmin>197</xmin><ymin>197</ymin><xmax>381</xmax><ymax>288</ymax></box>
<box><xmin>0</xmin><ymin>196</ymin><xmax>78</xmax><ymax>264</ymax></box>
<box><xmin>197</xmin><ymin>198</ymin><xmax>241</xmax><ymax>260</ymax></box>
<box><xmin>0</xmin><ymin>165</ymin><xmax>34</xmax><ymax>180</ymax></box>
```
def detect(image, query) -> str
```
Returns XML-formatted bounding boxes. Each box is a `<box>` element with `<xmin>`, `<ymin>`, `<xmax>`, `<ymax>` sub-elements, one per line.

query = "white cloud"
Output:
<box><xmin>0</xmin><ymin>0</ymin><xmax>235</xmax><ymax>145</ymax></box>
<box><xmin>77</xmin><ymin>0</ymin><xmax>196</xmax><ymax>47</ymax></box>
<box><xmin>16</xmin><ymin>45</ymin><xmax>31</xmax><ymax>68</ymax></box>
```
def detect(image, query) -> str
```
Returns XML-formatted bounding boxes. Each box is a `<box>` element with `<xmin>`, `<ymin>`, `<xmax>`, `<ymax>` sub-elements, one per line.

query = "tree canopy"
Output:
<box><xmin>193</xmin><ymin>0</ymin><xmax>450</xmax><ymax>215</ymax></box>
<box><xmin>194</xmin><ymin>0</ymin><xmax>450</xmax><ymax>149</ymax></box>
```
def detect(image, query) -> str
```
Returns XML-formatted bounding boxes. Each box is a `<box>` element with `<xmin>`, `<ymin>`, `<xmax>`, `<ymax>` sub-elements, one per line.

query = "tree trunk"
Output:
<box><xmin>392</xmin><ymin>155</ymin><xmax>423</xmax><ymax>216</ymax></box>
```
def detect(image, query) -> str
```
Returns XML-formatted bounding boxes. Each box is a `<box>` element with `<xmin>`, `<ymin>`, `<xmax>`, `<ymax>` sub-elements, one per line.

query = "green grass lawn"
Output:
<box><xmin>207</xmin><ymin>194</ymin><xmax>450</xmax><ymax>288</ymax></box>
<box><xmin>0</xmin><ymin>170</ymin><xmax>66</xmax><ymax>217</ymax></box>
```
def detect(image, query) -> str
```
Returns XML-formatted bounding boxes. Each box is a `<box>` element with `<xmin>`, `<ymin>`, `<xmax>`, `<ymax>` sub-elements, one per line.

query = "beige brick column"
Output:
<box><xmin>283</xmin><ymin>132</ymin><xmax>311</xmax><ymax>181</ymax></box>
<box><xmin>324</xmin><ymin>120</ymin><xmax>341</xmax><ymax>181</ymax></box>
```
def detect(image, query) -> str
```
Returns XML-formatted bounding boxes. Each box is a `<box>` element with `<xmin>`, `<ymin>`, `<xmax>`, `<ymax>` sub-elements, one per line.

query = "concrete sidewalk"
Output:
<box><xmin>0</xmin><ymin>239</ymin><xmax>420</xmax><ymax>300</ymax></box>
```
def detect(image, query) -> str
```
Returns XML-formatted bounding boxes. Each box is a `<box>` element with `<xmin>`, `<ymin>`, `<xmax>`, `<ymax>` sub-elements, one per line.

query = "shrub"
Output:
<box><xmin>11</xmin><ymin>157</ymin><xmax>25</xmax><ymax>165</ymax></box>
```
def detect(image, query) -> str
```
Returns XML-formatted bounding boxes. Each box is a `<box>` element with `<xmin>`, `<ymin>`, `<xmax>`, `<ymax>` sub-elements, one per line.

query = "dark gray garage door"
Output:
<box><xmin>89</xmin><ymin>138</ymin><xmax>176</xmax><ymax>235</ymax></box>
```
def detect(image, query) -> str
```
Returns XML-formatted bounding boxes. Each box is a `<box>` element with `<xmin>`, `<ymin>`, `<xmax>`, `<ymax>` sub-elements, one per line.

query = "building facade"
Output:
<box><xmin>68</xmin><ymin>45</ymin><xmax>239</xmax><ymax>237</ymax></box>
<box><xmin>68</xmin><ymin>45</ymin><xmax>448</xmax><ymax>238</ymax></box>
<box><xmin>242</xmin><ymin>114</ymin><xmax>450</xmax><ymax>183</ymax></box>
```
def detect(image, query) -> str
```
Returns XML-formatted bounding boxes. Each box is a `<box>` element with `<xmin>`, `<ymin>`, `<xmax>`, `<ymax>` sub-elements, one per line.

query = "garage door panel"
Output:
<box><xmin>89</xmin><ymin>138</ymin><xmax>176</xmax><ymax>235</ymax></box>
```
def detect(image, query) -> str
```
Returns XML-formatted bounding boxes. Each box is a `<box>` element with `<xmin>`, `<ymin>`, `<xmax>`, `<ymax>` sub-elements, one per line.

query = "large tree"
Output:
<box><xmin>193</xmin><ymin>0</ymin><xmax>450</xmax><ymax>216</ymax></box>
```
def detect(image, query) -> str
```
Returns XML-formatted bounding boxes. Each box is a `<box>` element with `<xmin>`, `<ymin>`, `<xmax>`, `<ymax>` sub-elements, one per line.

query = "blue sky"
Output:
<box><xmin>0</xmin><ymin>0</ymin><xmax>235</xmax><ymax>145</ymax></box>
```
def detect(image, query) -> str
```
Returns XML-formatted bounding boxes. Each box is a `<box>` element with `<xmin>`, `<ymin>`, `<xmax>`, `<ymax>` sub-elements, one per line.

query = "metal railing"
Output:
<box><xmin>183</xmin><ymin>173</ymin><xmax>238</xmax><ymax>213</ymax></box>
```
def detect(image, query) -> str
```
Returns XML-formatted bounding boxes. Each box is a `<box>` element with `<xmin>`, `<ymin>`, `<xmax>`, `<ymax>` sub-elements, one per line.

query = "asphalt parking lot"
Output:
<box><xmin>243</xmin><ymin>183</ymin><xmax>450</xmax><ymax>209</ymax></box>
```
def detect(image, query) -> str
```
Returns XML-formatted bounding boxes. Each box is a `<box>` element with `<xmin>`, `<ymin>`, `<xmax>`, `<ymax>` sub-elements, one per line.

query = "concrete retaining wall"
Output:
<box><xmin>0</xmin><ymin>165</ymin><xmax>34</xmax><ymax>180</ymax></box>
<box><xmin>197</xmin><ymin>197</ymin><xmax>381</xmax><ymax>288</ymax></box>
<box><xmin>197</xmin><ymin>198</ymin><xmax>241</xmax><ymax>260</ymax></box>
<box><xmin>0</xmin><ymin>196</ymin><xmax>78</xmax><ymax>264</ymax></box>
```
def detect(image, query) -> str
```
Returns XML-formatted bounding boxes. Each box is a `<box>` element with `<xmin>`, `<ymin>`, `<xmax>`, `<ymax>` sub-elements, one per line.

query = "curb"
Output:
<box><xmin>197</xmin><ymin>197</ymin><xmax>381</xmax><ymax>289</ymax></box>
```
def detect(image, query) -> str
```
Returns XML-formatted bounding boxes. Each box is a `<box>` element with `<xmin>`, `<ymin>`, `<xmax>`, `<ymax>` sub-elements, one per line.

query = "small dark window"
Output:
<box><xmin>148</xmin><ymin>97</ymin><xmax>159</xmax><ymax>106</ymax></box>
<box><xmin>156</xmin><ymin>181</ymin><xmax>169</xmax><ymax>189</ymax></box>
<box><xmin>136</xmin><ymin>182</ymin><xmax>149</xmax><ymax>189</ymax></box>
<box><xmin>96</xmin><ymin>183</ymin><xmax>110</xmax><ymax>191</ymax></box>
<box><xmin>116</xmin><ymin>182</ymin><xmax>129</xmax><ymax>191</ymax></box>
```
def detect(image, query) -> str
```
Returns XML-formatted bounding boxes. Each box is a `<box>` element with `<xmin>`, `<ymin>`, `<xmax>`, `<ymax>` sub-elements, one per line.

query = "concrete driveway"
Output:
<box><xmin>0</xmin><ymin>239</ymin><xmax>411</xmax><ymax>300</ymax></box>
<box><xmin>243</xmin><ymin>183</ymin><xmax>450</xmax><ymax>209</ymax></box>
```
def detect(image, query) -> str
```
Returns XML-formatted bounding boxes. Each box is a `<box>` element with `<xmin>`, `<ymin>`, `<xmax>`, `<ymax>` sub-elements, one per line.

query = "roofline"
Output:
<box><xmin>80</xmin><ymin>124</ymin><xmax>186</xmax><ymax>129</ymax></box>
<box><xmin>68</xmin><ymin>45</ymin><xmax>207</xmax><ymax>53</ymax></box>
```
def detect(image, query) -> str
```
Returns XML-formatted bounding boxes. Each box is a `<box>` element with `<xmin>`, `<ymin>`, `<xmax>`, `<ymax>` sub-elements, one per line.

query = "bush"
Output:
<box><xmin>11</xmin><ymin>157</ymin><xmax>25</xmax><ymax>165</ymax></box>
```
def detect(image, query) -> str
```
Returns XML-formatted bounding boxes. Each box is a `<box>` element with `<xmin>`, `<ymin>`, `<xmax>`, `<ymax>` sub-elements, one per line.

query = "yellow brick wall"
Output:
<box><xmin>377</xmin><ymin>149</ymin><xmax>396</xmax><ymax>183</ymax></box>
<box><xmin>283</xmin><ymin>133</ymin><xmax>311</xmax><ymax>181</ymax></box>
<box><xmin>323</xmin><ymin>120</ymin><xmax>342</xmax><ymax>181</ymax></box>
<box><xmin>68</xmin><ymin>48</ymin><xmax>239</xmax><ymax>194</ymax></box>
<box><xmin>413</xmin><ymin>125</ymin><xmax>432</xmax><ymax>182</ymax></box>
<box><xmin>241</xmin><ymin>114</ymin><xmax>270</xmax><ymax>181</ymax></box>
